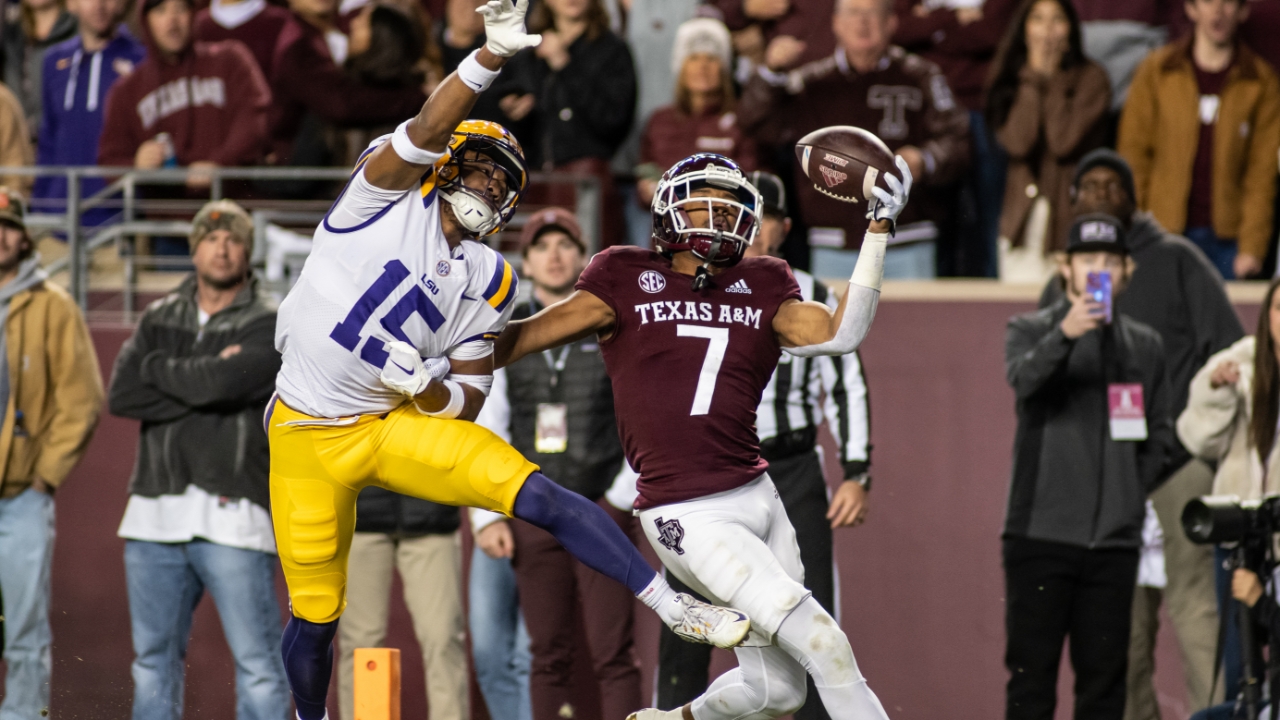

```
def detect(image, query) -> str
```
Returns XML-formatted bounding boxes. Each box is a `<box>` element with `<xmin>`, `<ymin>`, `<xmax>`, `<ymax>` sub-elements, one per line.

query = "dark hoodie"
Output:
<box><xmin>97</xmin><ymin>0</ymin><xmax>270</xmax><ymax>168</ymax></box>
<box><xmin>1040</xmin><ymin>212</ymin><xmax>1245</xmax><ymax>463</ymax></box>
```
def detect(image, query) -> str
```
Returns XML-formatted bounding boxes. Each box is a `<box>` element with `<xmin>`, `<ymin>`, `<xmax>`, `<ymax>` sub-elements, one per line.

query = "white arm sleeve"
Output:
<box><xmin>472</xmin><ymin>368</ymin><xmax>510</xmax><ymax>441</ymax></box>
<box><xmin>784</xmin><ymin>231</ymin><xmax>887</xmax><ymax>358</ymax></box>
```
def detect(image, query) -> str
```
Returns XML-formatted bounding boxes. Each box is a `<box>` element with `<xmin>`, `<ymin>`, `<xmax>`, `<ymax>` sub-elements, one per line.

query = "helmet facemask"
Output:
<box><xmin>439</xmin><ymin>141</ymin><xmax>525</xmax><ymax>237</ymax></box>
<box><xmin>653</xmin><ymin>157</ymin><xmax>762</xmax><ymax>276</ymax></box>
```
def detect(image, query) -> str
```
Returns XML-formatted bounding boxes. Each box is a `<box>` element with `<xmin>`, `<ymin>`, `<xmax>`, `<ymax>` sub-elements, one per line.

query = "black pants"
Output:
<box><xmin>657</xmin><ymin>450</ymin><xmax>834</xmax><ymax>720</ymax></box>
<box><xmin>1003</xmin><ymin>536</ymin><xmax>1139</xmax><ymax>720</ymax></box>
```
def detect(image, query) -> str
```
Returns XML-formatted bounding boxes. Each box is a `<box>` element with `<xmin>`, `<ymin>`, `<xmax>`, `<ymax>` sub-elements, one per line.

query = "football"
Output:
<box><xmin>794</xmin><ymin>126</ymin><xmax>895</xmax><ymax>205</ymax></box>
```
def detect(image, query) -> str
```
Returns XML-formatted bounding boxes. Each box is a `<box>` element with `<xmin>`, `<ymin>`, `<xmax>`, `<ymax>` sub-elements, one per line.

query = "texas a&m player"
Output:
<box><xmin>494</xmin><ymin>150</ymin><xmax>911</xmax><ymax>720</ymax></box>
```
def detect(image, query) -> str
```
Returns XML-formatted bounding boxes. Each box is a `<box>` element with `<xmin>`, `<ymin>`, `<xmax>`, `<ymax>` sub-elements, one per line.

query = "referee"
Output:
<box><xmin>654</xmin><ymin>171</ymin><xmax>873</xmax><ymax>720</ymax></box>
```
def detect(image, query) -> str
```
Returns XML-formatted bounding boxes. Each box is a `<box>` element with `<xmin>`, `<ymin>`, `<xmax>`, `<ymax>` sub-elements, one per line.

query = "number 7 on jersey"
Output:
<box><xmin>677</xmin><ymin>324</ymin><xmax>728</xmax><ymax>416</ymax></box>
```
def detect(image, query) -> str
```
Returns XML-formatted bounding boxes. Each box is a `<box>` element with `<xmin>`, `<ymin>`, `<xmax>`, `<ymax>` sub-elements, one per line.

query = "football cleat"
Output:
<box><xmin>626</xmin><ymin>709</ymin><xmax>683</xmax><ymax>720</ymax></box>
<box><xmin>667</xmin><ymin>593</ymin><xmax>750</xmax><ymax>649</ymax></box>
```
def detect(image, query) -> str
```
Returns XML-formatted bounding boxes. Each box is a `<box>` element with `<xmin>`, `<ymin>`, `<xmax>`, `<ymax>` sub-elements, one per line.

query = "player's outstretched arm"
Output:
<box><xmin>360</xmin><ymin>0</ymin><xmax>540</xmax><ymax>191</ymax></box>
<box><xmin>775</xmin><ymin>157</ymin><xmax>911</xmax><ymax>356</ymax></box>
<box><xmin>493</xmin><ymin>290</ymin><xmax>616</xmax><ymax>369</ymax></box>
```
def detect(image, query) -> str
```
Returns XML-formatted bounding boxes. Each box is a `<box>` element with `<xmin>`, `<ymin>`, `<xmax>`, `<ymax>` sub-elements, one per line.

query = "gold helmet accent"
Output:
<box><xmin>437</xmin><ymin>120</ymin><xmax>528</xmax><ymax>237</ymax></box>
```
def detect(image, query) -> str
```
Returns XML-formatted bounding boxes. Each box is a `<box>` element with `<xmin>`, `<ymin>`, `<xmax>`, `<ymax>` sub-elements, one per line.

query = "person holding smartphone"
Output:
<box><xmin>1002</xmin><ymin>211</ymin><xmax>1177</xmax><ymax>720</ymax></box>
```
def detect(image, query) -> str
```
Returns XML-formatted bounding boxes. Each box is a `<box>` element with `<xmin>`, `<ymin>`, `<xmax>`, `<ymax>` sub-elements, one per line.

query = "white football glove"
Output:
<box><xmin>379</xmin><ymin>341</ymin><xmax>452</xmax><ymax>399</ymax></box>
<box><xmin>866</xmin><ymin>155</ymin><xmax>912</xmax><ymax>227</ymax></box>
<box><xmin>477</xmin><ymin>0</ymin><xmax>541</xmax><ymax>58</ymax></box>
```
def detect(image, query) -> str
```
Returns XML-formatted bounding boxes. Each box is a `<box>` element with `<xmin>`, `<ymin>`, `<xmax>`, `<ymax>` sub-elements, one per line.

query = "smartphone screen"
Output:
<box><xmin>1086</xmin><ymin>271</ymin><xmax>1113</xmax><ymax>324</ymax></box>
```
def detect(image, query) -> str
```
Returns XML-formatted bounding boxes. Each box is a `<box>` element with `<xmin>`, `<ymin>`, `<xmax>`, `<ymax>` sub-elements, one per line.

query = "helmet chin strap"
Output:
<box><xmin>691</xmin><ymin>231</ymin><xmax>725</xmax><ymax>291</ymax></box>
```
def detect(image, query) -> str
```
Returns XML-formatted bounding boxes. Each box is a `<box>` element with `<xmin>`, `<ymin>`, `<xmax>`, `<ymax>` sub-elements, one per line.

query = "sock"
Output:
<box><xmin>281</xmin><ymin>616</ymin><xmax>339</xmax><ymax>720</ymax></box>
<box><xmin>638</xmin><ymin>572</ymin><xmax>682</xmax><ymax>623</ymax></box>
<box><xmin>512</xmin><ymin>472</ymin><xmax>658</xmax><ymax>595</ymax></box>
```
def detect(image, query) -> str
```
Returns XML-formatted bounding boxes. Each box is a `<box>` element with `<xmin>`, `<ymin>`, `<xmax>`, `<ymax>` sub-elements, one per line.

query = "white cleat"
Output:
<box><xmin>626</xmin><ymin>709</ymin><xmax>683</xmax><ymax>720</ymax></box>
<box><xmin>667</xmin><ymin>593</ymin><xmax>750</xmax><ymax>649</ymax></box>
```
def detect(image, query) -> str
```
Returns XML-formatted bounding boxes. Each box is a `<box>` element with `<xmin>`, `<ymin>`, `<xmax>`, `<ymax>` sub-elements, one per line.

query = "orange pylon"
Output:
<box><xmin>353</xmin><ymin>648</ymin><xmax>401</xmax><ymax>720</ymax></box>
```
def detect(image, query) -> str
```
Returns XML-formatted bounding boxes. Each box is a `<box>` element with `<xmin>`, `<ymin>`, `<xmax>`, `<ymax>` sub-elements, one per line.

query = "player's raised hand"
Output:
<box><xmin>867</xmin><ymin>154</ymin><xmax>912</xmax><ymax>226</ymax></box>
<box><xmin>477</xmin><ymin>0</ymin><xmax>542</xmax><ymax>58</ymax></box>
<box><xmin>379</xmin><ymin>341</ymin><xmax>451</xmax><ymax>399</ymax></box>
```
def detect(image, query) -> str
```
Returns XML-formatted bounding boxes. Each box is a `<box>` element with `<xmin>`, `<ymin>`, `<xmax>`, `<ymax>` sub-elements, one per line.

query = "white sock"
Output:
<box><xmin>297</xmin><ymin>713</ymin><xmax>328</xmax><ymax>720</ymax></box>
<box><xmin>636</xmin><ymin>572</ymin><xmax>682</xmax><ymax>623</ymax></box>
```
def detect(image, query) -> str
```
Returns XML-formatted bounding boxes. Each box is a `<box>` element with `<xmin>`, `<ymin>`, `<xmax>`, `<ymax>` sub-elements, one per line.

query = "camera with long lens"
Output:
<box><xmin>1183</xmin><ymin>494</ymin><xmax>1280</xmax><ymax>720</ymax></box>
<box><xmin>1182</xmin><ymin>495</ymin><xmax>1280</xmax><ymax>547</ymax></box>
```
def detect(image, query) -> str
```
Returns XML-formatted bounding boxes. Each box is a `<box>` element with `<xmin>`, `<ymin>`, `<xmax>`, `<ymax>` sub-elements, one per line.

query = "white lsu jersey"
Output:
<box><xmin>274</xmin><ymin>138</ymin><xmax>519</xmax><ymax>418</ymax></box>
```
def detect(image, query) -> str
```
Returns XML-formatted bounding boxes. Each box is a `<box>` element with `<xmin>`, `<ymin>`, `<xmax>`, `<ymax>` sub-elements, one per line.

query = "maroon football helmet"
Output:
<box><xmin>652</xmin><ymin>153</ymin><xmax>761</xmax><ymax>267</ymax></box>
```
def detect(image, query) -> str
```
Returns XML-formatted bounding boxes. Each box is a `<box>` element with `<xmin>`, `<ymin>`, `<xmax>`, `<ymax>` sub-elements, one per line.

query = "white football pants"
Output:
<box><xmin>638</xmin><ymin>475</ymin><xmax>890</xmax><ymax>720</ymax></box>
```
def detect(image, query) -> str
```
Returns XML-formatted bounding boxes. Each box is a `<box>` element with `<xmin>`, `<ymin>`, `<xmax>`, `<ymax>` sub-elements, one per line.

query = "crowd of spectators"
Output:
<box><xmin>8</xmin><ymin>0</ymin><xmax>1280</xmax><ymax>716</ymax></box>
<box><xmin>0</xmin><ymin>0</ymin><xmax>1271</xmax><ymax>279</ymax></box>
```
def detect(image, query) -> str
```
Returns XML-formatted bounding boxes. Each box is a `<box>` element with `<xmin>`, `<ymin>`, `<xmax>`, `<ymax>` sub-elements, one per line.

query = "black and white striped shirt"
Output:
<box><xmin>757</xmin><ymin>269</ymin><xmax>870</xmax><ymax>481</ymax></box>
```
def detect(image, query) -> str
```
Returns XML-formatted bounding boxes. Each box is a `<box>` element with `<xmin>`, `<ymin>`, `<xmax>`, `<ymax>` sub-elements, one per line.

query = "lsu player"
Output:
<box><xmin>493</xmin><ymin>152</ymin><xmax>913</xmax><ymax>720</ymax></box>
<box><xmin>268</xmin><ymin>3</ymin><xmax>750</xmax><ymax>718</ymax></box>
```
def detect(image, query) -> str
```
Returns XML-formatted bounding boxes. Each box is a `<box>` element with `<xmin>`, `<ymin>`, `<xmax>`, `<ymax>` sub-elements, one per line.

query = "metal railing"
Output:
<box><xmin>0</xmin><ymin>165</ymin><xmax>602</xmax><ymax>318</ymax></box>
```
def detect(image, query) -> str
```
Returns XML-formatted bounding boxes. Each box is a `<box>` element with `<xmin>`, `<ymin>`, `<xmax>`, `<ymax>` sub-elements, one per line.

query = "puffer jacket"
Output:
<box><xmin>1178</xmin><ymin>336</ymin><xmax>1280</xmax><ymax>500</ymax></box>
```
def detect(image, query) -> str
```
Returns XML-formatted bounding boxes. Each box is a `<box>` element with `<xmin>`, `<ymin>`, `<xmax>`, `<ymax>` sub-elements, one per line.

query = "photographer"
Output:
<box><xmin>1003</xmin><ymin>212</ymin><xmax>1175</xmax><ymax>720</ymax></box>
<box><xmin>1188</xmin><ymin>562</ymin><xmax>1280</xmax><ymax>720</ymax></box>
<box><xmin>1179</xmin><ymin>276</ymin><xmax>1280</xmax><ymax>707</ymax></box>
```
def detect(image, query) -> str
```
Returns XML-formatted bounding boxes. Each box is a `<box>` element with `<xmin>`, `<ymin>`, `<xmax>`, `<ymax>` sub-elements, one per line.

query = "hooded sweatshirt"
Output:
<box><xmin>97</xmin><ymin>2</ymin><xmax>271</xmax><ymax>169</ymax></box>
<box><xmin>0</xmin><ymin>257</ymin><xmax>50</xmax><ymax>419</ymax></box>
<box><xmin>33</xmin><ymin>27</ymin><xmax>145</xmax><ymax>223</ymax></box>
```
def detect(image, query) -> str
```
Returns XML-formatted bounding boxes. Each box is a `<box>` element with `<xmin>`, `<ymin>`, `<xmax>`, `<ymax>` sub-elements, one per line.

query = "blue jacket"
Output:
<box><xmin>34</xmin><ymin>29</ymin><xmax>145</xmax><ymax>224</ymax></box>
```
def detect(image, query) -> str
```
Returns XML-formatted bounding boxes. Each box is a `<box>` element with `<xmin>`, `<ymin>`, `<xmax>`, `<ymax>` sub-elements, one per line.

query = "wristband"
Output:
<box><xmin>420</xmin><ymin>379</ymin><xmax>466</xmax><ymax>419</ymax></box>
<box><xmin>449</xmin><ymin>373</ymin><xmax>494</xmax><ymax>397</ymax></box>
<box><xmin>457</xmin><ymin>49</ymin><xmax>500</xmax><ymax>94</ymax></box>
<box><xmin>392</xmin><ymin>120</ymin><xmax>444</xmax><ymax>166</ymax></box>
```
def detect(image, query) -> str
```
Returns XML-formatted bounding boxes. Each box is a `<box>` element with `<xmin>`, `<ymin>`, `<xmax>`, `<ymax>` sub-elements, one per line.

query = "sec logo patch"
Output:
<box><xmin>638</xmin><ymin>270</ymin><xmax>665</xmax><ymax>294</ymax></box>
<box><xmin>436</xmin><ymin>260</ymin><xmax>451</xmax><ymax>277</ymax></box>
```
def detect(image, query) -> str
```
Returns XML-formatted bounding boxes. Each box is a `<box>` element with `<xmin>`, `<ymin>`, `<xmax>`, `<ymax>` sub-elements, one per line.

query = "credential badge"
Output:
<box><xmin>639</xmin><ymin>270</ymin><xmax>666</xmax><ymax>294</ymax></box>
<box><xmin>655</xmin><ymin>516</ymin><xmax>685</xmax><ymax>555</ymax></box>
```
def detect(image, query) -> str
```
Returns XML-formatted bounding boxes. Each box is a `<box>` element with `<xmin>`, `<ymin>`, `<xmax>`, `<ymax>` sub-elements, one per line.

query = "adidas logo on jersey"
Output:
<box><xmin>725</xmin><ymin>279</ymin><xmax>752</xmax><ymax>294</ymax></box>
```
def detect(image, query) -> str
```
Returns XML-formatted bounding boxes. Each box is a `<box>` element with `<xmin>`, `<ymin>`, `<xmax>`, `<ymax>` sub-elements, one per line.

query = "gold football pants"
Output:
<box><xmin>267</xmin><ymin>398</ymin><xmax>538</xmax><ymax>623</ymax></box>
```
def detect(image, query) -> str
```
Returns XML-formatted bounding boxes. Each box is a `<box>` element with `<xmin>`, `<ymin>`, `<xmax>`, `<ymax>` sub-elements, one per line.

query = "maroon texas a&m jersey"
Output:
<box><xmin>575</xmin><ymin>246</ymin><xmax>802</xmax><ymax>509</ymax></box>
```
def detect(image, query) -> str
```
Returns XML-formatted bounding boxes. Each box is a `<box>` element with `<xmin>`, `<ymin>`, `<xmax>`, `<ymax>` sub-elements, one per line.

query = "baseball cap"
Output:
<box><xmin>519</xmin><ymin>207</ymin><xmax>585</xmax><ymax>254</ymax></box>
<box><xmin>747</xmin><ymin>171</ymin><xmax>787</xmax><ymax>218</ymax></box>
<box><xmin>0</xmin><ymin>188</ymin><xmax>26</xmax><ymax>231</ymax></box>
<box><xmin>1066</xmin><ymin>212</ymin><xmax>1128</xmax><ymax>255</ymax></box>
<box><xmin>190</xmin><ymin>200</ymin><xmax>254</xmax><ymax>256</ymax></box>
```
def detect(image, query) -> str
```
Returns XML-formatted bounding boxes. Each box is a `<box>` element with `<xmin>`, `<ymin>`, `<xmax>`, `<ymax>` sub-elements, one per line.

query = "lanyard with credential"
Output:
<box><xmin>542</xmin><ymin>346</ymin><xmax>572</xmax><ymax>388</ymax></box>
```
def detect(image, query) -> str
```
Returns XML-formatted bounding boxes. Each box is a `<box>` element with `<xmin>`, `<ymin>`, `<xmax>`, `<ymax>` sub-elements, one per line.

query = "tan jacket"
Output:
<box><xmin>0</xmin><ymin>83</ymin><xmax>31</xmax><ymax>194</ymax></box>
<box><xmin>1118</xmin><ymin>39</ymin><xmax>1280</xmax><ymax>260</ymax></box>
<box><xmin>1178</xmin><ymin>336</ymin><xmax>1280</xmax><ymax>500</ymax></box>
<box><xmin>0</xmin><ymin>280</ymin><xmax>103</xmax><ymax>498</ymax></box>
<box><xmin>996</xmin><ymin>62</ymin><xmax>1111</xmax><ymax>253</ymax></box>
